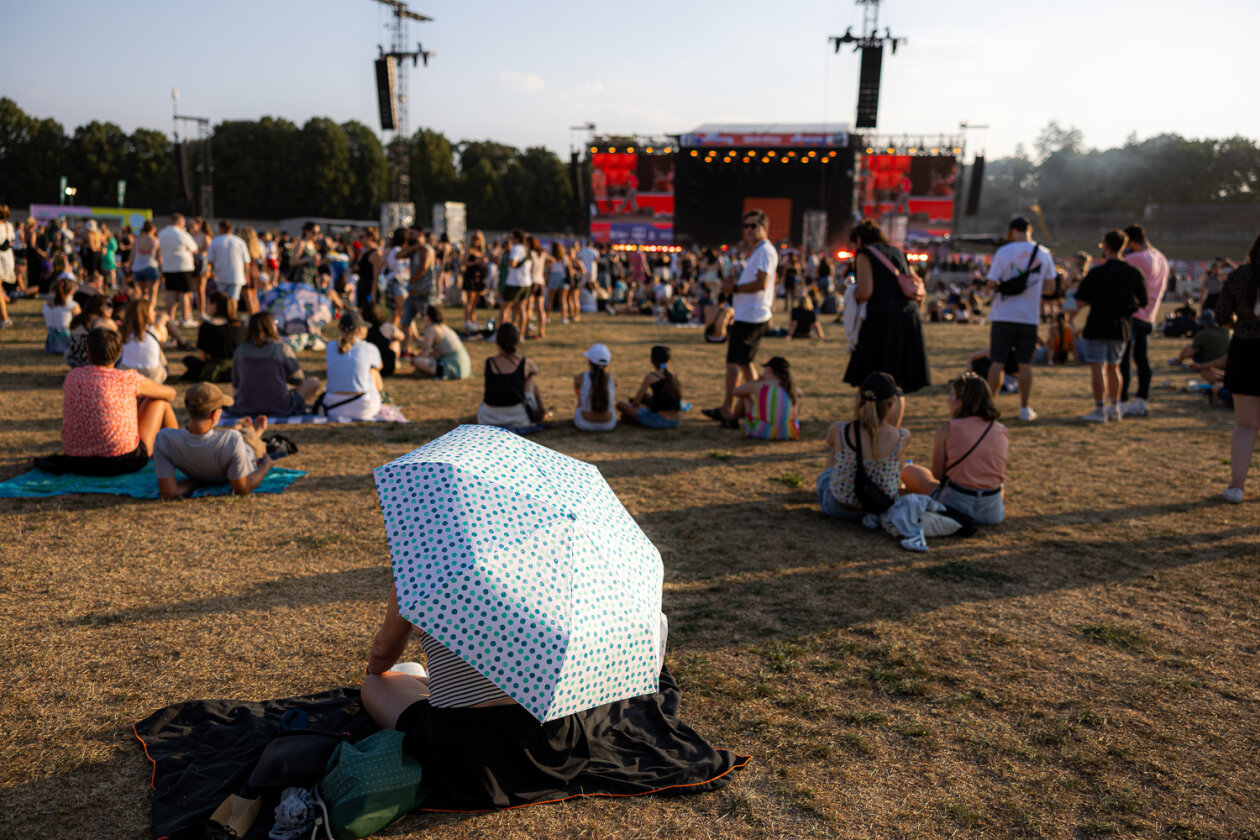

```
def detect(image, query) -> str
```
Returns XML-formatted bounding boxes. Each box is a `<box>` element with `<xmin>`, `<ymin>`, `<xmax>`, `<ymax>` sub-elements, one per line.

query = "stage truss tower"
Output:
<box><xmin>370</xmin><ymin>0</ymin><xmax>433</xmax><ymax>202</ymax></box>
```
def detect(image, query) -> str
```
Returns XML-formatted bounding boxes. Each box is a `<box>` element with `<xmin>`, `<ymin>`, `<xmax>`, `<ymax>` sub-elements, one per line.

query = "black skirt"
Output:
<box><xmin>1225</xmin><ymin>337</ymin><xmax>1260</xmax><ymax>397</ymax></box>
<box><xmin>843</xmin><ymin>304</ymin><xmax>932</xmax><ymax>393</ymax></box>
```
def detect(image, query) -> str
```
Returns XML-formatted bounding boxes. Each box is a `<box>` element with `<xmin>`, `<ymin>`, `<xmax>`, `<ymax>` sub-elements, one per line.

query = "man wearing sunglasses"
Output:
<box><xmin>704</xmin><ymin>209</ymin><xmax>778</xmax><ymax>426</ymax></box>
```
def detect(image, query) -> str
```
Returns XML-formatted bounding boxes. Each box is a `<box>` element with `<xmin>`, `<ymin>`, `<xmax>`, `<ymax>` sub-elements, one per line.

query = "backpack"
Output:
<box><xmin>997</xmin><ymin>243</ymin><xmax>1042</xmax><ymax>298</ymax></box>
<box><xmin>866</xmin><ymin>246</ymin><xmax>925</xmax><ymax>303</ymax></box>
<box><xmin>314</xmin><ymin>729</ymin><xmax>428</xmax><ymax>840</ymax></box>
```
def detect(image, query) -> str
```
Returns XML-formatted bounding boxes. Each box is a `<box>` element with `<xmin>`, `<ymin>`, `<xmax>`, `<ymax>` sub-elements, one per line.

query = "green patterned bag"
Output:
<box><xmin>314</xmin><ymin>729</ymin><xmax>428</xmax><ymax>840</ymax></box>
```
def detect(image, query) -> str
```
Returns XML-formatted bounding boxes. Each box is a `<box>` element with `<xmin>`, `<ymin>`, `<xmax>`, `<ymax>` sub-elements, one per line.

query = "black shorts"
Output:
<box><xmin>1225</xmin><ymin>337</ymin><xmax>1260</xmax><ymax>397</ymax></box>
<box><xmin>501</xmin><ymin>284</ymin><xmax>527</xmax><ymax>303</ymax></box>
<box><xmin>989</xmin><ymin>321</ymin><xmax>1038</xmax><ymax>365</ymax></box>
<box><xmin>726</xmin><ymin>320</ymin><xmax>768</xmax><ymax>367</ymax></box>
<box><xmin>164</xmin><ymin>271</ymin><xmax>193</xmax><ymax>293</ymax></box>
<box><xmin>37</xmin><ymin>440</ymin><xmax>149</xmax><ymax>477</ymax></box>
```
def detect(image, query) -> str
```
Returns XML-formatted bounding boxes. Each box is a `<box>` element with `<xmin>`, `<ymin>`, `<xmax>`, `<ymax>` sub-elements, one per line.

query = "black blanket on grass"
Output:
<box><xmin>133</xmin><ymin>667</ymin><xmax>748</xmax><ymax>840</ymax></box>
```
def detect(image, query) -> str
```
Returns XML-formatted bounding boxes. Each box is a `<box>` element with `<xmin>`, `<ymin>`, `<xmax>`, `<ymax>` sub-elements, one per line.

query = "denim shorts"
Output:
<box><xmin>933</xmin><ymin>482</ymin><xmax>1005</xmax><ymax>525</ymax></box>
<box><xmin>386</xmin><ymin>278</ymin><xmax>409</xmax><ymax>302</ymax></box>
<box><xmin>134</xmin><ymin>266</ymin><xmax>160</xmax><ymax>283</ymax></box>
<box><xmin>400</xmin><ymin>297</ymin><xmax>426</xmax><ymax>328</ymax></box>
<box><xmin>1078</xmin><ymin>337</ymin><xmax>1125</xmax><ymax>364</ymax></box>
<box><xmin>816</xmin><ymin>468</ymin><xmax>864</xmax><ymax>521</ymax></box>
<box><xmin>636</xmin><ymin>407</ymin><xmax>679</xmax><ymax>429</ymax></box>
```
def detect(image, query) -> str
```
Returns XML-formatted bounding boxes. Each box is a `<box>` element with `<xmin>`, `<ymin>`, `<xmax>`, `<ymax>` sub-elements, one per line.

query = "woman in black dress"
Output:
<box><xmin>842</xmin><ymin>219</ymin><xmax>930</xmax><ymax>393</ymax></box>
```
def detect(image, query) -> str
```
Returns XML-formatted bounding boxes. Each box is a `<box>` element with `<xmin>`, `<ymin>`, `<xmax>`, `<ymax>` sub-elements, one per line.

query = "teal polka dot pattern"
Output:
<box><xmin>373</xmin><ymin>424</ymin><xmax>664</xmax><ymax>722</ymax></box>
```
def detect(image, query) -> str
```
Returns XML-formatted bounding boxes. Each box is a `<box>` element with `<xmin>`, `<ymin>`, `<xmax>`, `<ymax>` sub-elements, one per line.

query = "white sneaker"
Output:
<box><xmin>1121</xmin><ymin>398</ymin><xmax>1149</xmax><ymax>417</ymax></box>
<box><xmin>1222</xmin><ymin>487</ymin><xmax>1244</xmax><ymax>504</ymax></box>
<box><xmin>1018</xmin><ymin>406</ymin><xmax>1038</xmax><ymax>422</ymax></box>
<box><xmin>1106</xmin><ymin>404</ymin><xmax>1122</xmax><ymax>422</ymax></box>
<box><xmin>1081</xmin><ymin>406</ymin><xmax>1108</xmax><ymax>423</ymax></box>
<box><xmin>561</xmin><ymin>317</ymin><xmax>570</xmax><ymax>324</ymax></box>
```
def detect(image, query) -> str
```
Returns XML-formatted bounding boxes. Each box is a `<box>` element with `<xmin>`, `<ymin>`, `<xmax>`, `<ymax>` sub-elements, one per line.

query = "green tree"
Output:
<box><xmin>123</xmin><ymin>128</ymin><xmax>174</xmax><ymax>212</ymax></box>
<box><xmin>68</xmin><ymin>121</ymin><xmax>129</xmax><ymax>206</ymax></box>
<box><xmin>517</xmin><ymin>146</ymin><xmax>573</xmax><ymax>230</ymax></box>
<box><xmin>343</xmin><ymin>120</ymin><xmax>388</xmax><ymax>218</ymax></box>
<box><xmin>410</xmin><ymin>128</ymin><xmax>459</xmax><ymax>223</ymax></box>
<box><xmin>296</xmin><ymin>118</ymin><xmax>351</xmax><ymax>217</ymax></box>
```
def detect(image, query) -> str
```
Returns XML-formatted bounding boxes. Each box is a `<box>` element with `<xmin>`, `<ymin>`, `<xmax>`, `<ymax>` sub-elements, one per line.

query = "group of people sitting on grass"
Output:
<box><xmin>816</xmin><ymin>369</ymin><xmax>1010</xmax><ymax>549</ymax></box>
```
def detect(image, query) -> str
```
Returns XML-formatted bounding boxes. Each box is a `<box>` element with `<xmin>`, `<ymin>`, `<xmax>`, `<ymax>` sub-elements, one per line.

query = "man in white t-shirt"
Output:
<box><xmin>158</xmin><ymin>213</ymin><xmax>200</xmax><ymax>326</ymax></box>
<box><xmin>985</xmin><ymin>217</ymin><xmax>1055</xmax><ymax>421</ymax></box>
<box><xmin>703</xmin><ymin>208</ymin><xmax>778</xmax><ymax>425</ymax></box>
<box><xmin>206</xmin><ymin>220</ymin><xmax>250</xmax><ymax>304</ymax></box>
<box><xmin>499</xmin><ymin>228</ymin><xmax>532</xmax><ymax>336</ymax></box>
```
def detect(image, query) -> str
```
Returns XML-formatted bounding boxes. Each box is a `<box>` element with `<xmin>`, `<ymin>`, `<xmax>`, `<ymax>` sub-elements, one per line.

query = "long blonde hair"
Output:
<box><xmin>855</xmin><ymin>392</ymin><xmax>896</xmax><ymax>460</ymax></box>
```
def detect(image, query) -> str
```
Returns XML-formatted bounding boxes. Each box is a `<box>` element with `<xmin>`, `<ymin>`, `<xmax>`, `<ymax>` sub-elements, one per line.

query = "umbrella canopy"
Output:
<box><xmin>373</xmin><ymin>424</ymin><xmax>664</xmax><ymax>722</ymax></box>
<box><xmin>259</xmin><ymin>281</ymin><xmax>334</xmax><ymax>335</ymax></box>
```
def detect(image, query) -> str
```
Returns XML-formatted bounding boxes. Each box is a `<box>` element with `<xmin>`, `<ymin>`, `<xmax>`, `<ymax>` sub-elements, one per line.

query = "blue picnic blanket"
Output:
<box><xmin>0</xmin><ymin>462</ymin><xmax>305</xmax><ymax>499</ymax></box>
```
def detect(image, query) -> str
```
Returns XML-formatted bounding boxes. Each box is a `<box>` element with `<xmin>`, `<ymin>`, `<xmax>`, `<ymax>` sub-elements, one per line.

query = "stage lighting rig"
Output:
<box><xmin>369</xmin><ymin>0</ymin><xmax>434</xmax><ymax>202</ymax></box>
<box><xmin>829</xmin><ymin>0</ymin><xmax>905</xmax><ymax>129</ymax></box>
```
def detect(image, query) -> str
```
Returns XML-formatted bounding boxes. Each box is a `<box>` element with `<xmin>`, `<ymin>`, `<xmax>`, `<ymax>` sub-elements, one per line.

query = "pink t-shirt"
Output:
<box><xmin>61</xmin><ymin>366</ymin><xmax>141</xmax><ymax>457</ymax></box>
<box><xmin>1125</xmin><ymin>247</ymin><xmax>1169</xmax><ymax>324</ymax></box>
<box><xmin>943</xmin><ymin>416</ymin><xmax>1008</xmax><ymax>491</ymax></box>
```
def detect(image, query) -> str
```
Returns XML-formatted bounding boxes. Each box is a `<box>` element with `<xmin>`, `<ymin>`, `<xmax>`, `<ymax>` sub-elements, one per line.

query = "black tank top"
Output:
<box><xmin>484</xmin><ymin>356</ymin><xmax>527</xmax><ymax>407</ymax></box>
<box><xmin>357</xmin><ymin>249</ymin><xmax>376</xmax><ymax>282</ymax></box>
<box><xmin>648</xmin><ymin>372</ymin><xmax>681</xmax><ymax>412</ymax></box>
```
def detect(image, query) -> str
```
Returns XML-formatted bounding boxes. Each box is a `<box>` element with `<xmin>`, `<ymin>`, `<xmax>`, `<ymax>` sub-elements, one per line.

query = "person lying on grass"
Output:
<box><xmin>155</xmin><ymin>383</ymin><xmax>275</xmax><ymax>499</ymax></box>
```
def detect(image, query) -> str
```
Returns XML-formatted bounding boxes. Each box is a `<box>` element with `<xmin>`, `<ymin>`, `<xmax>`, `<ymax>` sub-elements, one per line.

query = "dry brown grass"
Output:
<box><xmin>2</xmin><ymin>296</ymin><xmax>1259</xmax><ymax>839</ymax></box>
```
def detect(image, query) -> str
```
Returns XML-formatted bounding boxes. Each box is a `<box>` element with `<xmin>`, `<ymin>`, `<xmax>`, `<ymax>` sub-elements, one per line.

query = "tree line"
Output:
<box><xmin>0</xmin><ymin>98</ymin><xmax>578</xmax><ymax>231</ymax></box>
<box><xmin>975</xmin><ymin>121</ymin><xmax>1260</xmax><ymax>219</ymax></box>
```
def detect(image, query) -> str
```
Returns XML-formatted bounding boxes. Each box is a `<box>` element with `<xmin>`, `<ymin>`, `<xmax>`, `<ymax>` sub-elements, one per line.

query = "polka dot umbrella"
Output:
<box><xmin>373</xmin><ymin>424</ymin><xmax>664</xmax><ymax>722</ymax></box>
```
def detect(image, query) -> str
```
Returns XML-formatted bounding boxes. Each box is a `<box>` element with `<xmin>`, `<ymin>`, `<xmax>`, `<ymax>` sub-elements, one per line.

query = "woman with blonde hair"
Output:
<box><xmin>240</xmin><ymin>226</ymin><xmax>264</xmax><ymax>312</ymax></box>
<box><xmin>324</xmin><ymin>310</ymin><xmax>384</xmax><ymax>420</ymax></box>
<box><xmin>818</xmin><ymin>372</ymin><xmax>909</xmax><ymax>520</ymax></box>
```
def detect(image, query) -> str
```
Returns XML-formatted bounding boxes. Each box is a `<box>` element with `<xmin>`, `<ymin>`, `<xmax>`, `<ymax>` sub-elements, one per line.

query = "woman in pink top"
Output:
<box><xmin>903</xmin><ymin>373</ymin><xmax>1009</xmax><ymax>524</ymax></box>
<box><xmin>36</xmin><ymin>328</ymin><xmax>177</xmax><ymax>476</ymax></box>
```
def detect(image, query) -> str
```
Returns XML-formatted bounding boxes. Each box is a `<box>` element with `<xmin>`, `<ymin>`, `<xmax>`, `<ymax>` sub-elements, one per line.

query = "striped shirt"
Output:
<box><xmin>742</xmin><ymin>383</ymin><xmax>799</xmax><ymax>441</ymax></box>
<box><xmin>418</xmin><ymin>630</ymin><xmax>511</xmax><ymax>708</ymax></box>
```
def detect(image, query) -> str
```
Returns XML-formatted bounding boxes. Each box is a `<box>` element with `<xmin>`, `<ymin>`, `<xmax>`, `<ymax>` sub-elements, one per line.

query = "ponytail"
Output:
<box><xmin>588</xmin><ymin>362</ymin><xmax>610</xmax><ymax>414</ymax></box>
<box><xmin>855</xmin><ymin>392</ymin><xmax>895</xmax><ymax>459</ymax></box>
<box><xmin>337</xmin><ymin>327</ymin><xmax>360</xmax><ymax>354</ymax></box>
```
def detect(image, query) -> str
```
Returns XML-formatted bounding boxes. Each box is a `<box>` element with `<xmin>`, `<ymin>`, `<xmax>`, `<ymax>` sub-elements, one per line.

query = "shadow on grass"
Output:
<box><xmin>56</xmin><ymin>565</ymin><xmax>391</xmax><ymax>629</ymax></box>
<box><xmin>638</xmin><ymin>496</ymin><xmax>1260</xmax><ymax>649</ymax></box>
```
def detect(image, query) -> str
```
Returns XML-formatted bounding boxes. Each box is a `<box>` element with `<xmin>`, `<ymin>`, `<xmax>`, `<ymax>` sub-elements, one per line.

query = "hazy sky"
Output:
<box><xmin>7</xmin><ymin>0</ymin><xmax>1257</xmax><ymax>160</ymax></box>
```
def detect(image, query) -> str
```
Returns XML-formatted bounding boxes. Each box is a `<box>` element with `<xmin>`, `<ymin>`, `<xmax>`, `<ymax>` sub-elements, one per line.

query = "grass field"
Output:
<box><xmin>2</xmin><ymin>296</ymin><xmax>1258</xmax><ymax>839</ymax></box>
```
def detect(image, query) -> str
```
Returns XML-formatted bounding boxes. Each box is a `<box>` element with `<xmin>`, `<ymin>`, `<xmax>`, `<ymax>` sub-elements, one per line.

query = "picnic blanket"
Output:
<box><xmin>218</xmin><ymin>405</ymin><xmax>408</xmax><ymax>426</ymax></box>
<box><xmin>0</xmin><ymin>462</ymin><xmax>305</xmax><ymax>499</ymax></box>
<box><xmin>134</xmin><ymin>667</ymin><xmax>748</xmax><ymax>840</ymax></box>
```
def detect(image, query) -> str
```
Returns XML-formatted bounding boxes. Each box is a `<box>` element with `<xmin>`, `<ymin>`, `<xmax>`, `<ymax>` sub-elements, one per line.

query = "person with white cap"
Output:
<box><xmin>573</xmin><ymin>342</ymin><xmax>616</xmax><ymax>432</ymax></box>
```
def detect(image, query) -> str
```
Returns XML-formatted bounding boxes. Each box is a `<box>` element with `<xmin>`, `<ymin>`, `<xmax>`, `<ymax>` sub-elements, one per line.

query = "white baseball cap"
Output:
<box><xmin>583</xmin><ymin>343</ymin><xmax>611</xmax><ymax>366</ymax></box>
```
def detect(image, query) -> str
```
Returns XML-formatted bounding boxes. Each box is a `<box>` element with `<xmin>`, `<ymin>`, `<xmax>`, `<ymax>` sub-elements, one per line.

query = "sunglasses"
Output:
<box><xmin>741</xmin><ymin>222</ymin><xmax>760</xmax><ymax>229</ymax></box>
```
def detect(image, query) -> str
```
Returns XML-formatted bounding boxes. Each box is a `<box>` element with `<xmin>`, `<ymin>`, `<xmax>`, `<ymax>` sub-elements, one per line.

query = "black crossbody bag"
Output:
<box><xmin>848</xmin><ymin>422</ymin><xmax>896</xmax><ymax>514</ymax></box>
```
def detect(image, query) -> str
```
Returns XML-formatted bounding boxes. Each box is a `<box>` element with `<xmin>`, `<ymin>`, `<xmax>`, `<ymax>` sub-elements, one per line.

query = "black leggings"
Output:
<box><xmin>1119</xmin><ymin>318</ymin><xmax>1153</xmax><ymax>401</ymax></box>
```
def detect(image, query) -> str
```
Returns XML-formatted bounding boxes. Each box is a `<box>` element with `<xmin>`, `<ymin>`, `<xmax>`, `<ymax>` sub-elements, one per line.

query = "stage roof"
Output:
<box><xmin>680</xmin><ymin>123</ymin><xmax>851</xmax><ymax>148</ymax></box>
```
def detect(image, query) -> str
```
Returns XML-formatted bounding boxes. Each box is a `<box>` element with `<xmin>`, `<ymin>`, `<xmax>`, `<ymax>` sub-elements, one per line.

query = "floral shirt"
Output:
<box><xmin>61</xmin><ymin>366</ymin><xmax>140</xmax><ymax>457</ymax></box>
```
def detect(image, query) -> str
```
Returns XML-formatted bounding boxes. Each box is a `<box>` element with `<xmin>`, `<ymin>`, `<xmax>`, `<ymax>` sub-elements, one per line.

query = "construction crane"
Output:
<box><xmin>369</xmin><ymin>0</ymin><xmax>434</xmax><ymax>203</ymax></box>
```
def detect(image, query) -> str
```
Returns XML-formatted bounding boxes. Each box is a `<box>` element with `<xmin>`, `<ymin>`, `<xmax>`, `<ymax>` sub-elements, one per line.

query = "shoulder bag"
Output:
<box><xmin>866</xmin><ymin>246</ymin><xmax>925</xmax><ymax>303</ymax></box>
<box><xmin>847</xmin><ymin>422</ymin><xmax>896</xmax><ymax>514</ymax></box>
